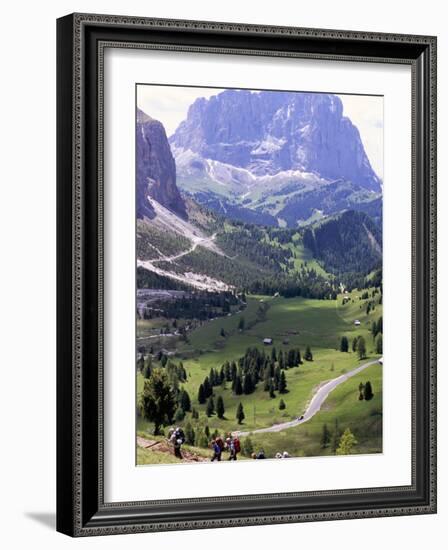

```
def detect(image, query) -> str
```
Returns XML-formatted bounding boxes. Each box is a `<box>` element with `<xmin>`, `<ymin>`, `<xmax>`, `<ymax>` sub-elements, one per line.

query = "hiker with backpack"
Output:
<box><xmin>227</xmin><ymin>434</ymin><xmax>240</xmax><ymax>460</ymax></box>
<box><xmin>210</xmin><ymin>438</ymin><xmax>222</xmax><ymax>462</ymax></box>
<box><xmin>215</xmin><ymin>435</ymin><xmax>224</xmax><ymax>455</ymax></box>
<box><xmin>169</xmin><ymin>426</ymin><xmax>185</xmax><ymax>459</ymax></box>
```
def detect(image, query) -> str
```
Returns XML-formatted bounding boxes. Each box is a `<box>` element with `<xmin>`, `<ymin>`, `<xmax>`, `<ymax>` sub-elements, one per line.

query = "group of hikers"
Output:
<box><xmin>210</xmin><ymin>433</ymin><xmax>241</xmax><ymax>461</ymax></box>
<box><xmin>167</xmin><ymin>426</ymin><xmax>290</xmax><ymax>461</ymax></box>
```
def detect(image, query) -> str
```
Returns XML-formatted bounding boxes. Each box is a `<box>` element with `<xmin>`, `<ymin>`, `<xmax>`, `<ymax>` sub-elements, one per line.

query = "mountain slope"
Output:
<box><xmin>136</xmin><ymin>108</ymin><xmax>187</xmax><ymax>219</ymax></box>
<box><xmin>302</xmin><ymin>210</ymin><xmax>382</xmax><ymax>276</ymax></box>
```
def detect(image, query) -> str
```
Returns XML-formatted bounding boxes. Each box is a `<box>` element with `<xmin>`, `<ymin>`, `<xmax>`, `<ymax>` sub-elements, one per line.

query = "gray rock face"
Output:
<box><xmin>136</xmin><ymin>108</ymin><xmax>187</xmax><ymax>219</ymax></box>
<box><xmin>170</xmin><ymin>90</ymin><xmax>381</xmax><ymax>192</ymax></box>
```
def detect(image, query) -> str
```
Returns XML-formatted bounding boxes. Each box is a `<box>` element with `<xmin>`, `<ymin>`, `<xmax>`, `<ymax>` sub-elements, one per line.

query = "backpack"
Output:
<box><xmin>175</xmin><ymin>428</ymin><xmax>185</xmax><ymax>444</ymax></box>
<box><xmin>233</xmin><ymin>437</ymin><xmax>241</xmax><ymax>453</ymax></box>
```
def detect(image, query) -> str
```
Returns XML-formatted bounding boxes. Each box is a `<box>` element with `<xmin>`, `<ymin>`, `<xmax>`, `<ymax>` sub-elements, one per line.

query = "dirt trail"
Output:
<box><xmin>137</xmin><ymin>436</ymin><xmax>208</xmax><ymax>462</ymax></box>
<box><xmin>151</xmin><ymin>233</ymin><xmax>218</xmax><ymax>264</ymax></box>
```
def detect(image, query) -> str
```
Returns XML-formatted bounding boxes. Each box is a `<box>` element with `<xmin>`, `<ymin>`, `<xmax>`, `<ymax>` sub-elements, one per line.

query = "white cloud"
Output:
<box><xmin>337</xmin><ymin>94</ymin><xmax>384</xmax><ymax>180</ymax></box>
<box><xmin>137</xmin><ymin>85</ymin><xmax>226</xmax><ymax>137</ymax></box>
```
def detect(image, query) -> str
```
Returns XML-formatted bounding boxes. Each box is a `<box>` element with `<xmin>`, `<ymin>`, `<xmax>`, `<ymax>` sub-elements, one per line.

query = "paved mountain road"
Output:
<box><xmin>234</xmin><ymin>359</ymin><xmax>380</xmax><ymax>437</ymax></box>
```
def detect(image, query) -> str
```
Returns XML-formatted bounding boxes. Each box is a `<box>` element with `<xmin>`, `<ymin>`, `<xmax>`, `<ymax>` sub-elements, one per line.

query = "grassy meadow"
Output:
<box><xmin>136</xmin><ymin>288</ymin><xmax>383</xmax><ymax>462</ymax></box>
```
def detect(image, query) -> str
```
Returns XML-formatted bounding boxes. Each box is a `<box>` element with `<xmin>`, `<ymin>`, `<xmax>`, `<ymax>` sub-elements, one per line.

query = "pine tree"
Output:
<box><xmin>340</xmin><ymin>336</ymin><xmax>349</xmax><ymax>352</ymax></box>
<box><xmin>271</xmin><ymin>347</ymin><xmax>277</xmax><ymax>362</ymax></box>
<box><xmin>238</xmin><ymin>316</ymin><xmax>245</xmax><ymax>331</ymax></box>
<box><xmin>197</xmin><ymin>384</ymin><xmax>206</xmax><ymax>404</ymax></box>
<box><xmin>174</xmin><ymin>406</ymin><xmax>185</xmax><ymax>422</ymax></box>
<box><xmin>230</xmin><ymin>362</ymin><xmax>237</xmax><ymax>381</ymax></box>
<box><xmin>161</xmin><ymin>355</ymin><xmax>168</xmax><ymax>367</ymax></box>
<box><xmin>139</xmin><ymin>368</ymin><xmax>176</xmax><ymax>435</ymax></box>
<box><xmin>375</xmin><ymin>333</ymin><xmax>383</xmax><ymax>354</ymax></box>
<box><xmin>304</xmin><ymin>345</ymin><xmax>313</xmax><ymax>361</ymax></box>
<box><xmin>185</xmin><ymin>421</ymin><xmax>195</xmax><ymax>445</ymax></box>
<box><xmin>336</xmin><ymin>428</ymin><xmax>358</xmax><ymax>455</ymax></box>
<box><xmin>364</xmin><ymin>381</ymin><xmax>374</xmax><ymax>401</ymax></box>
<box><xmin>273</xmin><ymin>365</ymin><xmax>281</xmax><ymax>390</ymax></box>
<box><xmin>358</xmin><ymin>382</ymin><xmax>365</xmax><ymax>401</ymax></box>
<box><xmin>357</xmin><ymin>336</ymin><xmax>367</xmax><ymax>360</ymax></box>
<box><xmin>206</xmin><ymin>397</ymin><xmax>215</xmax><ymax>417</ymax></box>
<box><xmin>216</xmin><ymin>395</ymin><xmax>225</xmax><ymax>419</ymax></box>
<box><xmin>191</xmin><ymin>407</ymin><xmax>199</xmax><ymax>420</ymax></box>
<box><xmin>263</xmin><ymin>370</ymin><xmax>271</xmax><ymax>391</ymax></box>
<box><xmin>331</xmin><ymin>419</ymin><xmax>340</xmax><ymax>453</ymax></box>
<box><xmin>236</xmin><ymin>402</ymin><xmax>245</xmax><ymax>424</ymax></box>
<box><xmin>287</xmin><ymin>349</ymin><xmax>295</xmax><ymax>368</ymax></box>
<box><xmin>178</xmin><ymin>362</ymin><xmax>187</xmax><ymax>382</ymax></box>
<box><xmin>376</xmin><ymin>316</ymin><xmax>383</xmax><ymax>335</ymax></box>
<box><xmin>220</xmin><ymin>327</ymin><xmax>226</xmax><ymax>338</ymax></box>
<box><xmin>269</xmin><ymin>382</ymin><xmax>276</xmax><ymax>399</ymax></box>
<box><xmin>203</xmin><ymin>376</ymin><xmax>212</xmax><ymax>398</ymax></box>
<box><xmin>278</xmin><ymin>351</ymin><xmax>285</xmax><ymax>369</ymax></box>
<box><xmin>143</xmin><ymin>361</ymin><xmax>152</xmax><ymax>379</ymax></box>
<box><xmin>321</xmin><ymin>423</ymin><xmax>331</xmax><ymax>448</ymax></box>
<box><xmin>279</xmin><ymin>399</ymin><xmax>286</xmax><ymax>410</ymax></box>
<box><xmin>209</xmin><ymin>368</ymin><xmax>217</xmax><ymax>386</ymax></box>
<box><xmin>243</xmin><ymin>373</ymin><xmax>254</xmax><ymax>394</ymax></box>
<box><xmin>224</xmin><ymin>361</ymin><xmax>231</xmax><ymax>381</ymax></box>
<box><xmin>278</xmin><ymin>371</ymin><xmax>287</xmax><ymax>393</ymax></box>
<box><xmin>233</xmin><ymin>375</ymin><xmax>243</xmax><ymax>395</ymax></box>
<box><xmin>180</xmin><ymin>389</ymin><xmax>191</xmax><ymax>412</ymax></box>
<box><xmin>204</xmin><ymin>425</ymin><xmax>210</xmax><ymax>438</ymax></box>
<box><xmin>352</xmin><ymin>336</ymin><xmax>359</xmax><ymax>352</ymax></box>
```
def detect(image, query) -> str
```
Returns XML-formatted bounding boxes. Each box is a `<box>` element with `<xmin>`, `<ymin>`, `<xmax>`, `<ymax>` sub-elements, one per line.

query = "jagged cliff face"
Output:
<box><xmin>170</xmin><ymin>90</ymin><xmax>381</xmax><ymax>192</ymax></box>
<box><xmin>136</xmin><ymin>108</ymin><xmax>187</xmax><ymax>219</ymax></box>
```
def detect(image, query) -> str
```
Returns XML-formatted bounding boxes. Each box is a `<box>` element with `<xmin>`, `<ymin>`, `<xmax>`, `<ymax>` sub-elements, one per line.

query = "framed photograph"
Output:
<box><xmin>57</xmin><ymin>13</ymin><xmax>437</xmax><ymax>536</ymax></box>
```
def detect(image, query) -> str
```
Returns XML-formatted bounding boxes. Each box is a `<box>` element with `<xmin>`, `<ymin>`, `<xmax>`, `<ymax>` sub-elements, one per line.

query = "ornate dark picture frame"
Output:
<box><xmin>56</xmin><ymin>13</ymin><xmax>437</xmax><ymax>537</ymax></box>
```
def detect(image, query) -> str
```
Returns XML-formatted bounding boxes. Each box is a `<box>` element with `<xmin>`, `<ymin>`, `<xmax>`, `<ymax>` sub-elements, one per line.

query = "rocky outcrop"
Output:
<box><xmin>170</xmin><ymin>90</ymin><xmax>381</xmax><ymax>192</ymax></box>
<box><xmin>136</xmin><ymin>108</ymin><xmax>187</xmax><ymax>219</ymax></box>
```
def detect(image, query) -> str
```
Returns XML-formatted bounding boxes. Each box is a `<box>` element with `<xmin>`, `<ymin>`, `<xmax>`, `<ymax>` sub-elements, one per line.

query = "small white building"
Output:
<box><xmin>354</xmin><ymin>320</ymin><xmax>361</xmax><ymax>326</ymax></box>
<box><xmin>263</xmin><ymin>338</ymin><xmax>273</xmax><ymax>345</ymax></box>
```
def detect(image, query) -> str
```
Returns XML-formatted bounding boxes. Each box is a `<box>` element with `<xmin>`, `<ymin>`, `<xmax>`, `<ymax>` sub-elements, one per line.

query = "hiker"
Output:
<box><xmin>226</xmin><ymin>436</ymin><xmax>236</xmax><ymax>461</ymax></box>
<box><xmin>170</xmin><ymin>426</ymin><xmax>185</xmax><ymax>459</ymax></box>
<box><xmin>228</xmin><ymin>435</ymin><xmax>240</xmax><ymax>460</ymax></box>
<box><xmin>215</xmin><ymin>434</ymin><xmax>224</xmax><ymax>452</ymax></box>
<box><xmin>210</xmin><ymin>438</ymin><xmax>222</xmax><ymax>462</ymax></box>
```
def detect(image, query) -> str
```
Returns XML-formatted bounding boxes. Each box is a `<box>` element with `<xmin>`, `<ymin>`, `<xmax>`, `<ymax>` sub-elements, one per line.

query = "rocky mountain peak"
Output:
<box><xmin>170</xmin><ymin>90</ymin><xmax>381</xmax><ymax>192</ymax></box>
<box><xmin>136</xmin><ymin>108</ymin><xmax>187</xmax><ymax>220</ymax></box>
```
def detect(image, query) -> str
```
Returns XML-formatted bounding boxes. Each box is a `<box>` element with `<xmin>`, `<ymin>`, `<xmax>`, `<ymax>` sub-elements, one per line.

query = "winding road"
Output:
<box><xmin>233</xmin><ymin>359</ymin><xmax>380</xmax><ymax>437</ymax></box>
<box><xmin>150</xmin><ymin>233</ymin><xmax>218</xmax><ymax>264</ymax></box>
